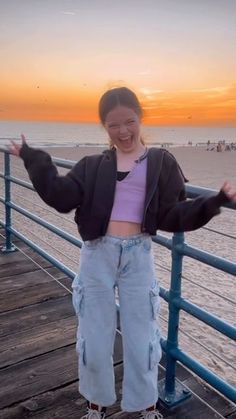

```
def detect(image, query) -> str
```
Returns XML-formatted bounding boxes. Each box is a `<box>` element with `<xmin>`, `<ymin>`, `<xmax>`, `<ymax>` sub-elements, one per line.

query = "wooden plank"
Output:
<box><xmin>0</xmin><ymin>364</ymin><xmax>125</xmax><ymax>418</ymax></box>
<box><xmin>181</xmin><ymin>375</ymin><xmax>236</xmax><ymax>417</ymax></box>
<box><xmin>0</xmin><ymin>382</ymin><xmax>83</xmax><ymax>419</ymax></box>
<box><xmin>161</xmin><ymin>395</ymin><xmax>220</xmax><ymax>419</ymax></box>
<box><xmin>0</xmin><ymin>278</ymin><xmax>70</xmax><ymax>313</ymax></box>
<box><xmin>0</xmin><ymin>246</ymin><xmax>52</xmax><ymax>277</ymax></box>
<box><xmin>0</xmin><ymin>295</ymin><xmax>75</xmax><ymax>338</ymax></box>
<box><xmin>0</xmin><ymin>345</ymin><xmax>78</xmax><ymax>409</ymax></box>
<box><xmin>0</xmin><ymin>316</ymin><xmax>77</xmax><ymax>368</ymax></box>
<box><xmin>0</xmin><ymin>332</ymin><xmax>123</xmax><ymax>411</ymax></box>
<box><xmin>0</xmin><ymin>266</ymin><xmax>66</xmax><ymax>293</ymax></box>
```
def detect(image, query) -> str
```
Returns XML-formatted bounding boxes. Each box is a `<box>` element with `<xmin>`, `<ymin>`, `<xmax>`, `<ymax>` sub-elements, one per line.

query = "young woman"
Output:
<box><xmin>9</xmin><ymin>87</ymin><xmax>236</xmax><ymax>419</ymax></box>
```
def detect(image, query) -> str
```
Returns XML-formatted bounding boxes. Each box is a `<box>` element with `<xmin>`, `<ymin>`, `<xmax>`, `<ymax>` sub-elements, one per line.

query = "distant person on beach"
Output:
<box><xmin>217</xmin><ymin>141</ymin><xmax>223</xmax><ymax>152</ymax></box>
<box><xmin>8</xmin><ymin>87</ymin><xmax>236</xmax><ymax>419</ymax></box>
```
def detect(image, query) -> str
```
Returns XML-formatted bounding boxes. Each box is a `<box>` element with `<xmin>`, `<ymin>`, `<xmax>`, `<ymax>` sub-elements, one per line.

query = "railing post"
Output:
<box><xmin>159</xmin><ymin>232</ymin><xmax>191</xmax><ymax>407</ymax></box>
<box><xmin>1</xmin><ymin>151</ymin><xmax>16</xmax><ymax>253</ymax></box>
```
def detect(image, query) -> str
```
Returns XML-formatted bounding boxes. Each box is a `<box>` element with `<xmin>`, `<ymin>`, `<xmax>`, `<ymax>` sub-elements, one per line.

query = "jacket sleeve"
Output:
<box><xmin>157</xmin><ymin>154</ymin><xmax>230</xmax><ymax>232</ymax></box>
<box><xmin>19</xmin><ymin>143</ymin><xmax>85</xmax><ymax>213</ymax></box>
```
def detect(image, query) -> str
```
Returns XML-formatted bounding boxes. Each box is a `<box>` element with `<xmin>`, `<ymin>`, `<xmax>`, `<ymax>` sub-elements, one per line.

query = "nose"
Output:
<box><xmin>119</xmin><ymin>124</ymin><xmax>129</xmax><ymax>134</ymax></box>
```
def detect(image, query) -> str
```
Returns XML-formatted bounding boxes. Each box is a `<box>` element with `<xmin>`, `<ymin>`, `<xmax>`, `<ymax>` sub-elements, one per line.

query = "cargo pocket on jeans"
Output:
<box><xmin>149</xmin><ymin>331</ymin><xmax>162</xmax><ymax>370</ymax></box>
<box><xmin>150</xmin><ymin>282</ymin><xmax>160</xmax><ymax>320</ymax></box>
<box><xmin>77</xmin><ymin>336</ymin><xmax>86</xmax><ymax>366</ymax></box>
<box><xmin>72</xmin><ymin>275</ymin><xmax>84</xmax><ymax>316</ymax></box>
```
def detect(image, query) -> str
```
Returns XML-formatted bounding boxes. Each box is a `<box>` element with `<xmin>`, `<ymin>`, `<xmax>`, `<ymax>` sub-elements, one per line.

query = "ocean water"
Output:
<box><xmin>0</xmin><ymin>120</ymin><xmax>236</xmax><ymax>147</ymax></box>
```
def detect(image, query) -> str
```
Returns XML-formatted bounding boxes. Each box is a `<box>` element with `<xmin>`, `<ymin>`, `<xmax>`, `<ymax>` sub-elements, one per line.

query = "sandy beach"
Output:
<box><xmin>0</xmin><ymin>145</ymin><xmax>235</xmax><ymax>387</ymax></box>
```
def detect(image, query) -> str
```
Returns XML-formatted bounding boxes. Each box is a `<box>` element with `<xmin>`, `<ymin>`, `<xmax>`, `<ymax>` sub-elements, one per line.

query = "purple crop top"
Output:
<box><xmin>110</xmin><ymin>156</ymin><xmax>147</xmax><ymax>223</ymax></box>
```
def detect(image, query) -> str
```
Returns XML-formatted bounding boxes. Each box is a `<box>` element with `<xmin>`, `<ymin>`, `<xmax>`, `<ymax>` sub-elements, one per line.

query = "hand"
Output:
<box><xmin>8</xmin><ymin>134</ymin><xmax>27</xmax><ymax>157</ymax></box>
<box><xmin>221</xmin><ymin>181</ymin><xmax>236</xmax><ymax>202</ymax></box>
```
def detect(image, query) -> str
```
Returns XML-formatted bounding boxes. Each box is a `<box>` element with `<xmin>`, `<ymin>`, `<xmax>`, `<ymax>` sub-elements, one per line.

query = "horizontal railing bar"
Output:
<box><xmin>0</xmin><ymin>222</ymin><xmax>75</xmax><ymax>280</ymax></box>
<box><xmin>12</xmin><ymin>190</ymin><xmax>75</xmax><ymax>226</ymax></box>
<box><xmin>157</xmin><ymin>262</ymin><xmax>236</xmax><ymax>306</ymax></box>
<box><xmin>187</xmin><ymin>184</ymin><xmax>217</xmax><ymax>198</ymax></box>
<box><xmin>7</xmin><ymin>201</ymin><xmax>82</xmax><ymax>248</ymax></box>
<box><xmin>179</xmin><ymin>330</ymin><xmax>236</xmax><ymax>372</ymax></box>
<box><xmin>1</xmin><ymin>175</ymin><xmax>34</xmax><ymax>191</ymax></box>
<box><xmin>0</xmin><ymin>147</ymin><xmax>10</xmax><ymax>153</ymax></box>
<box><xmin>177</xmin><ymin>243</ymin><xmax>236</xmax><ymax>276</ymax></box>
<box><xmin>159</xmin><ymin>314</ymin><xmax>236</xmax><ymax>371</ymax></box>
<box><xmin>161</xmin><ymin>340</ymin><xmax>236</xmax><ymax>403</ymax></box>
<box><xmin>178</xmin><ymin>296</ymin><xmax>236</xmax><ymax>340</ymax></box>
<box><xmin>152</xmin><ymin>234</ymin><xmax>173</xmax><ymax>250</ymax></box>
<box><xmin>186</xmin><ymin>184</ymin><xmax>236</xmax><ymax>210</ymax></box>
<box><xmin>0</xmin><ymin>150</ymin><xmax>75</xmax><ymax>169</ymax></box>
<box><xmin>51</xmin><ymin>157</ymin><xmax>77</xmax><ymax>169</ymax></box>
<box><xmin>13</xmin><ymin>219</ymin><xmax>79</xmax><ymax>266</ymax></box>
<box><xmin>159</xmin><ymin>288</ymin><xmax>236</xmax><ymax>340</ymax></box>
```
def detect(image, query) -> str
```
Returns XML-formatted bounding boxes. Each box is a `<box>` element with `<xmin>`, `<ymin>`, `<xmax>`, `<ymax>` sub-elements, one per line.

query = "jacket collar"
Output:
<box><xmin>91</xmin><ymin>149</ymin><xmax>117</xmax><ymax>216</ymax></box>
<box><xmin>145</xmin><ymin>148</ymin><xmax>164</xmax><ymax>206</ymax></box>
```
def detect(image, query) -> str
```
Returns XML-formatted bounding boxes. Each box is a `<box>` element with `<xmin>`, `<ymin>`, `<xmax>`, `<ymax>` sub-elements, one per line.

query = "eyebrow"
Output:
<box><xmin>106</xmin><ymin>118</ymin><xmax>135</xmax><ymax>124</ymax></box>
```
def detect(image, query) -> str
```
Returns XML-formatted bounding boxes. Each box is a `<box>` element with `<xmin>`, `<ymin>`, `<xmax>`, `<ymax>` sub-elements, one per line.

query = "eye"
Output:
<box><xmin>127</xmin><ymin>119</ymin><xmax>135</xmax><ymax>125</ymax></box>
<box><xmin>108</xmin><ymin>124</ymin><xmax>119</xmax><ymax>129</ymax></box>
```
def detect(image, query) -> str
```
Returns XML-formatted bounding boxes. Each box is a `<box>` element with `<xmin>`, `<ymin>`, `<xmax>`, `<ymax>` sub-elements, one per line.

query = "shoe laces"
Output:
<box><xmin>81</xmin><ymin>408</ymin><xmax>105</xmax><ymax>419</ymax></box>
<box><xmin>140</xmin><ymin>409</ymin><xmax>163</xmax><ymax>419</ymax></box>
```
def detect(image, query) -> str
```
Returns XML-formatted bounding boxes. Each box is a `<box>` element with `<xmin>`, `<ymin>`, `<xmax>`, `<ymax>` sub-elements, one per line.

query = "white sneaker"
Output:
<box><xmin>139</xmin><ymin>408</ymin><xmax>163</xmax><ymax>419</ymax></box>
<box><xmin>81</xmin><ymin>408</ymin><xmax>106</xmax><ymax>419</ymax></box>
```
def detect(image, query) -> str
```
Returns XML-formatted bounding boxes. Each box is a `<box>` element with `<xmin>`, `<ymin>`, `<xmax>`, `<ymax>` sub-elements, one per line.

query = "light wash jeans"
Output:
<box><xmin>72</xmin><ymin>233</ymin><xmax>162</xmax><ymax>412</ymax></box>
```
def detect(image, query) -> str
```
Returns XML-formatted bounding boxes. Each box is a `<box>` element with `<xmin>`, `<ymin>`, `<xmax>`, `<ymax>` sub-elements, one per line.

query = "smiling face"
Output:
<box><xmin>104</xmin><ymin>106</ymin><xmax>142</xmax><ymax>153</ymax></box>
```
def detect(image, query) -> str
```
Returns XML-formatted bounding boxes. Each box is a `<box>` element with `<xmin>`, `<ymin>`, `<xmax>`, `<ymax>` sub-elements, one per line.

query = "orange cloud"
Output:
<box><xmin>1</xmin><ymin>83</ymin><xmax>236</xmax><ymax>125</ymax></box>
<box><xmin>140</xmin><ymin>84</ymin><xmax>236</xmax><ymax>125</ymax></box>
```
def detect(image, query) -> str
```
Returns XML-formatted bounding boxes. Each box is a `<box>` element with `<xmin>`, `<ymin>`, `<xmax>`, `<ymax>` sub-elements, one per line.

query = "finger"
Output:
<box><xmin>7</xmin><ymin>145</ymin><xmax>16</xmax><ymax>155</ymax></box>
<box><xmin>21</xmin><ymin>134</ymin><xmax>26</xmax><ymax>143</ymax></box>
<box><xmin>222</xmin><ymin>181</ymin><xmax>231</xmax><ymax>194</ymax></box>
<box><xmin>10</xmin><ymin>139</ymin><xmax>21</xmax><ymax>149</ymax></box>
<box><xmin>229</xmin><ymin>191</ymin><xmax>236</xmax><ymax>201</ymax></box>
<box><xmin>8</xmin><ymin>141</ymin><xmax>20</xmax><ymax>155</ymax></box>
<box><xmin>222</xmin><ymin>180</ymin><xmax>229</xmax><ymax>189</ymax></box>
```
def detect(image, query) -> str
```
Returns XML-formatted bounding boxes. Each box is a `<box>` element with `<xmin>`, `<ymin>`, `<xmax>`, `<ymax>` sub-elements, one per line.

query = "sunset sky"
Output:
<box><xmin>1</xmin><ymin>0</ymin><xmax>236</xmax><ymax>125</ymax></box>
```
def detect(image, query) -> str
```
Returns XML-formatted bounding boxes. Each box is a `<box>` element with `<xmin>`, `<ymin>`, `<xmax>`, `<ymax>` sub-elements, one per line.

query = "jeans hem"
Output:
<box><xmin>80</xmin><ymin>391</ymin><xmax>117</xmax><ymax>408</ymax></box>
<box><xmin>121</xmin><ymin>398</ymin><xmax>159</xmax><ymax>412</ymax></box>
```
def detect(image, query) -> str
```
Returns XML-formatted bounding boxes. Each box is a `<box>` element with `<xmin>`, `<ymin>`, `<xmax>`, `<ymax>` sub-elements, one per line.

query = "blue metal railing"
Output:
<box><xmin>0</xmin><ymin>148</ymin><xmax>236</xmax><ymax>406</ymax></box>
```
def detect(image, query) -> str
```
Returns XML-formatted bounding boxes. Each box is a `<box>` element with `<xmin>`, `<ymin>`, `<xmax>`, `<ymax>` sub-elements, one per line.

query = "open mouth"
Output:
<box><xmin>119</xmin><ymin>136</ymin><xmax>133</xmax><ymax>146</ymax></box>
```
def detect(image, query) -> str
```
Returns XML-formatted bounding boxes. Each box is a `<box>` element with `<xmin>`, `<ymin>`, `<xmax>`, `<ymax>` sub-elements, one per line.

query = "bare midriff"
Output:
<box><xmin>106</xmin><ymin>220</ymin><xmax>142</xmax><ymax>237</ymax></box>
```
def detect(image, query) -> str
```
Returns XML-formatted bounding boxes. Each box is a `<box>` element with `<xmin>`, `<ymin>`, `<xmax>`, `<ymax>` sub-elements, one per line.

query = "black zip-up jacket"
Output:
<box><xmin>19</xmin><ymin>144</ymin><xmax>229</xmax><ymax>241</ymax></box>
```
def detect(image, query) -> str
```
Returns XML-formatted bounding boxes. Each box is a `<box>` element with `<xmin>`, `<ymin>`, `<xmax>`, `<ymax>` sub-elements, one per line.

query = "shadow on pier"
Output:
<box><xmin>0</xmin><ymin>229</ymin><xmax>235</xmax><ymax>419</ymax></box>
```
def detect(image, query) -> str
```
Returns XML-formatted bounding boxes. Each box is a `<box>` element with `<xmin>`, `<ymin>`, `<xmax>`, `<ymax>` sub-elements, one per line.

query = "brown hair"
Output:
<box><xmin>98</xmin><ymin>87</ymin><xmax>145</xmax><ymax>147</ymax></box>
<box><xmin>98</xmin><ymin>86</ymin><xmax>143</xmax><ymax>125</ymax></box>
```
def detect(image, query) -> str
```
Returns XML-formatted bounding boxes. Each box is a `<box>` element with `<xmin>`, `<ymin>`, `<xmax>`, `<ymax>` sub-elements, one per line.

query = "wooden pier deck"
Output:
<box><xmin>0</xmin><ymin>229</ymin><xmax>235</xmax><ymax>419</ymax></box>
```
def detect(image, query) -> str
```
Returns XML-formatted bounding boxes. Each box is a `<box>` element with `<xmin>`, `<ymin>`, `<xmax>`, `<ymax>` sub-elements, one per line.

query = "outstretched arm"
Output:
<box><xmin>8</xmin><ymin>135</ymin><xmax>85</xmax><ymax>213</ymax></box>
<box><xmin>157</xmin><ymin>155</ymin><xmax>235</xmax><ymax>233</ymax></box>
